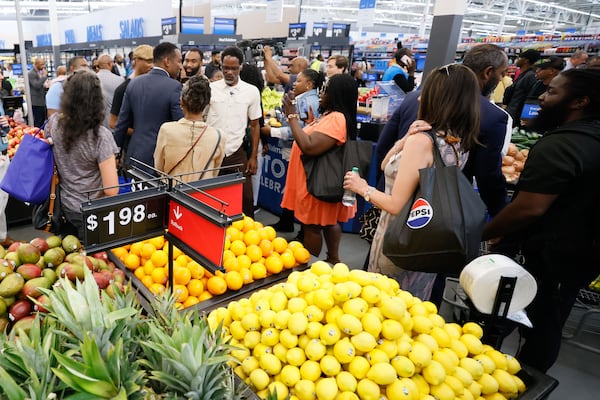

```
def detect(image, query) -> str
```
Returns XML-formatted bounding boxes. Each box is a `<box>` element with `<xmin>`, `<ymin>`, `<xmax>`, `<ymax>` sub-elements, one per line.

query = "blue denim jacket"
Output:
<box><xmin>278</xmin><ymin>89</ymin><xmax>321</xmax><ymax>141</ymax></box>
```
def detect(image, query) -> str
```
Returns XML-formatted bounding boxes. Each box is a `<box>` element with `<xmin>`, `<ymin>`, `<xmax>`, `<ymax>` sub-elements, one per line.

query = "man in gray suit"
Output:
<box><xmin>96</xmin><ymin>54</ymin><xmax>124</xmax><ymax>129</ymax></box>
<box><xmin>113</xmin><ymin>42</ymin><xmax>183</xmax><ymax>173</ymax></box>
<box><xmin>28</xmin><ymin>57</ymin><xmax>48</xmax><ymax>127</ymax></box>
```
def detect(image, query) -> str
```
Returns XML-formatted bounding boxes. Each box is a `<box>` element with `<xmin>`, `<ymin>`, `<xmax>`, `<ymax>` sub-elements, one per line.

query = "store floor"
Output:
<box><xmin>7</xmin><ymin>209</ymin><xmax>600</xmax><ymax>400</ymax></box>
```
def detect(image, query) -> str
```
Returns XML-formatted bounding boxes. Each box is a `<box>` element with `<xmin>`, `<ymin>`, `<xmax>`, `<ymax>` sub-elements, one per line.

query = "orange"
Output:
<box><xmin>175</xmin><ymin>254</ymin><xmax>189</xmax><ymax>267</ymax></box>
<box><xmin>150</xmin><ymin>250</ymin><xmax>168</xmax><ymax>267</ymax></box>
<box><xmin>173</xmin><ymin>266</ymin><xmax>192</xmax><ymax>285</ymax></box>
<box><xmin>232</xmin><ymin>219</ymin><xmax>245</xmax><ymax>231</ymax></box>
<box><xmin>288</xmin><ymin>241</ymin><xmax>304</xmax><ymax>250</ymax></box>
<box><xmin>259</xmin><ymin>239</ymin><xmax>274</xmax><ymax>257</ymax></box>
<box><xmin>124</xmin><ymin>253</ymin><xmax>141</xmax><ymax>270</ymax></box>
<box><xmin>225</xmin><ymin>271</ymin><xmax>244</xmax><ymax>291</ymax></box>
<box><xmin>149</xmin><ymin>283</ymin><xmax>166</xmax><ymax>295</ymax></box>
<box><xmin>243</xmin><ymin>230</ymin><xmax>261</xmax><ymax>246</ymax></box>
<box><xmin>272</xmin><ymin>237</ymin><xmax>288</xmax><ymax>254</ymax></box>
<box><xmin>143</xmin><ymin>260</ymin><xmax>156</xmax><ymax>275</ymax></box>
<box><xmin>198</xmin><ymin>291</ymin><xmax>213</xmax><ymax>301</ymax></box>
<box><xmin>148</xmin><ymin>235</ymin><xmax>165</xmax><ymax>250</ymax></box>
<box><xmin>263</xmin><ymin>226</ymin><xmax>277</xmax><ymax>241</ymax></box>
<box><xmin>246</xmin><ymin>244</ymin><xmax>263</xmax><ymax>262</ymax></box>
<box><xmin>223</xmin><ymin>257</ymin><xmax>240</xmax><ymax>272</ymax></box>
<box><xmin>224</xmin><ymin>237</ymin><xmax>231</xmax><ymax>251</ymax></box>
<box><xmin>230</xmin><ymin>240</ymin><xmax>247</xmax><ymax>257</ymax></box>
<box><xmin>223</xmin><ymin>249</ymin><xmax>235</xmax><ymax>262</ymax></box>
<box><xmin>280</xmin><ymin>251</ymin><xmax>296</xmax><ymax>269</ymax></box>
<box><xmin>141</xmin><ymin>275</ymin><xmax>154</xmax><ymax>288</ymax></box>
<box><xmin>242</xmin><ymin>216</ymin><xmax>255</xmax><ymax>232</ymax></box>
<box><xmin>134</xmin><ymin>267</ymin><xmax>146</xmax><ymax>280</ymax></box>
<box><xmin>172</xmin><ymin>246</ymin><xmax>183</xmax><ymax>260</ymax></box>
<box><xmin>129</xmin><ymin>241</ymin><xmax>144</xmax><ymax>256</ymax></box>
<box><xmin>293</xmin><ymin>247</ymin><xmax>311</xmax><ymax>264</ymax></box>
<box><xmin>140</xmin><ymin>257</ymin><xmax>149</xmax><ymax>266</ymax></box>
<box><xmin>175</xmin><ymin>302</ymin><xmax>184</xmax><ymax>310</ymax></box>
<box><xmin>237</xmin><ymin>254</ymin><xmax>252</xmax><ymax>270</ymax></box>
<box><xmin>151</xmin><ymin>267</ymin><xmax>168</xmax><ymax>285</ymax></box>
<box><xmin>183</xmin><ymin>296</ymin><xmax>200</xmax><ymax>308</ymax></box>
<box><xmin>112</xmin><ymin>247</ymin><xmax>128</xmax><ymax>260</ymax></box>
<box><xmin>265</xmin><ymin>255</ymin><xmax>284</xmax><ymax>274</ymax></box>
<box><xmin>226</xmin><ymin>226</ymin><xmax>242</xmax><ymax>242</ymax></box>
<box><xmin>250</xmin><ymin>263</ymin><xmax>267</xmax><ymax>280</ymax></box>
<box><xmin>187</xmin><ymin>261</ymin><xmax>205</xmax><ymax>279</ymax></box>
<box><xmin>253</xmin><ymin>221</ymin><xmax>264</xmax><ymax>230</ymax></box>
<box><xmin>240</xmin><ymin>267</ymin><xmax>254</xmax><ymax>284</ymax></box>
<box><xmin>207</xmin><ymin>276</ymin><xmax>228</xmax><ymax>295</ymax></box>
<box><xmin>187</xmin><ymin>279</ymin><xmax>204</xmax><ymax>297</ymax></box>
<box><xmin>140</xmin><ymin>242</ymin><xmax>156</xmax><ymax>259</ymax></box>
<box><xmin>173</xmin><ymin>284</ymin><xmax>189</xmax><ymax>302</ymax></box>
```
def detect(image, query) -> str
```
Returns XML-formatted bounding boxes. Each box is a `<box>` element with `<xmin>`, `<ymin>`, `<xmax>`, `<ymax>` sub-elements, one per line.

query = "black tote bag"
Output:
<box><xmin>382</xmin><ymin>131</ymin><xmax>486</xmax><ymax>274</ymax></box>
<box><xmin>301</xmin><ymin>138</ymin><xmax>373</xmax><ymax>203</ymax></box>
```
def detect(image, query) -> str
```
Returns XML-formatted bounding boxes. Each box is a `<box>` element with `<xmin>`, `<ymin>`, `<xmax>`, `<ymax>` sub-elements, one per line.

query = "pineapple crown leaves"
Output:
<box><xmin>0</xmin><ymin>366</ymin><xmax>27</xmax><ymax>400</ymax></box>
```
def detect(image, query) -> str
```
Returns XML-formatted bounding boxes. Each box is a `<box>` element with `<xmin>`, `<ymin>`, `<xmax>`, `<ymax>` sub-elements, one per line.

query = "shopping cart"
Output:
<box><xmin>562</xmin><ymin>288</ymin><xmax>600</xmax><ymax>355</ymax></box>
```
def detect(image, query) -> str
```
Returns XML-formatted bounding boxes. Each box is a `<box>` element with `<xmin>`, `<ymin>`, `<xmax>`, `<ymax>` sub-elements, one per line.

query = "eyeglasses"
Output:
<box><xmin>438</xmin><ymin>63</ymin><xmax>458</xmax><ymax>76</ymax></box>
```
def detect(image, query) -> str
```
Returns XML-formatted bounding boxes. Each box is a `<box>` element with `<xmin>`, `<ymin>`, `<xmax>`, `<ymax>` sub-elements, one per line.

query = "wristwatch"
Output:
<box><xmin>363</xmin><ymin>186</ymin><xmax>375</xmax><ymax>202</ymax></box>
<box><xmin>287</xmin><ymin>113</ymin><xmax>300</xmax><ymax>122</ymax></box>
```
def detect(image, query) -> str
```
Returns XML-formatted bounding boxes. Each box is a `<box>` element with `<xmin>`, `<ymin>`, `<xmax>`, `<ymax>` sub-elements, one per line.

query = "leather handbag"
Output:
<box><xmin>301</xmin><ymin>136</ymin><xmax>372</xmax><ymax>203</ymax></box>
<box><xmin>382</xmin><ymin>131</ymin><xmax>486</xmax><ymax>274</ymax></box>
<box><xmin>31</xmin><ymin>162</ymin><xmax>65</xmax><ymax>233</ymax></box>
<box><xmin>359</xmin><ymin>206</ymin><xmax>381</xmax><ymax>243</ymax></box>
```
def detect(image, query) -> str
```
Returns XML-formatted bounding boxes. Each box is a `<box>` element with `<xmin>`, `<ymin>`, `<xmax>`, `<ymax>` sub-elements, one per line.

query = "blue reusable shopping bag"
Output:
<box><xmin>0</xmin><ymin>133</ymin><xmax>54</xmax><ymax>205</ymax></box>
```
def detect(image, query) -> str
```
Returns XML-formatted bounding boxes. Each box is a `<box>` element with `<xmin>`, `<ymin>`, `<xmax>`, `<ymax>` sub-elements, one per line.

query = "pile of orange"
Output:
<box><xmin>111</xmin><ymin>215</ymin><xmax>311</xmax><ymax>310</ymax></box>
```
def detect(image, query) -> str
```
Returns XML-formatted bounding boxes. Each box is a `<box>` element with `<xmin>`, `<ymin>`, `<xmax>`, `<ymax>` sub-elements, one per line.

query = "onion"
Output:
<box><xmin>520</xmin><ymin>149</ymin><xmax>529</xmax><ymax>157</ymax></box>
<box><xmin>507</xmin><ymin>143</ymin><xmax>518</xmax><ymax>156</ymax></box>
<box><xmin>503</xmin><ymin>155</ymin><xmax>515</xmax><ymax>166</ymax></box>
<box><xmin>502</xmin><ymin>165</ymin><xmax>516</xmax><ymax>174</ymax></box>
<box><xmin>513</xmin><ymin>161</ymin><xmax>524</xmax><ymax>172</ymax></box>
<box><xmin>514</xmin><ymin>151</ymin><xmax>525</xmax><ymax>161</ymax></box>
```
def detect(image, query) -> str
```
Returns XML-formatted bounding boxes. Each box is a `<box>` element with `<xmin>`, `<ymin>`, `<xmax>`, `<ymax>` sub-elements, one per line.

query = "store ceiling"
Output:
<box><xmin>2</xmin><ymin>0</ymin><xmax>600</xmax><ymax>37</ymax></box>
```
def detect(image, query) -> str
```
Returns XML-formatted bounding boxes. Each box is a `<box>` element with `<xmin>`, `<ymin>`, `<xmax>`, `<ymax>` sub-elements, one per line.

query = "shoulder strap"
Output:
<box><xmin>167</xmin><ymin>124</ymin><xmax>208</xmax><ymax>175</ymax></box>
<box><xmin>198</xmin><ymin>129</ymin><xmax>222</xmax><ymax>180</ymax></box>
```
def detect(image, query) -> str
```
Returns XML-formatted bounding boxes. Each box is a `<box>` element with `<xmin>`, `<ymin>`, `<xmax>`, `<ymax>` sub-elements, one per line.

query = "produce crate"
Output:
<box><xmin>108</xmin><ymin>251</ymin><xmax>310</xmax><ymax>316</ymax></box>
<box><xmin>516</xmin><ymin>365</ymin><xmax>559</xmax><ymax>400</ymax></box>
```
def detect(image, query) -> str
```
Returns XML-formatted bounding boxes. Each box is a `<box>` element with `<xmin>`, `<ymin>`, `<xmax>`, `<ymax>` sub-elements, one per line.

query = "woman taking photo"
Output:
<box><xmin>280</xmin><ymin>73</ymin><xmax>357</xmax><ymax>264</ymax></box>
<box><xmin>344</xmin><ymin>64</ymin><xmax>481</xmax><ymax>299</ymax></box>
<box><xmin>47</xmin><ymin>70</ymin><xmax>119</xmax><ymax>238</ymax></box>
<box><xmin>155</xmin><ymin>75</ymin><xmax>224</xmax><ymax>182</ymax></box>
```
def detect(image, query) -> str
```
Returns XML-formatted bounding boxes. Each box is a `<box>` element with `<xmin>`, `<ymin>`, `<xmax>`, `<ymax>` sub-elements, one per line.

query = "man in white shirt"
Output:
<box><xmin>96</xmin><ymin>54</ymin><xmax>124</xmax><ymax>129</ymax></box>
<box><xmin>564</xmin><ymin>49</ymin><xmax>588</xmax><ymax>70</ymax></box>
<box><xmin>206</xmin><ymin>46</ymin><xmax>262</xmax><ymax>218</ymax></box>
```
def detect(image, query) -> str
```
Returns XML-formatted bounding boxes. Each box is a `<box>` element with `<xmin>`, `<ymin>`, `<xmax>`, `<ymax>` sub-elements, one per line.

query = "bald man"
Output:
<box><xmin>263</xmin><ymin>45</ymin><xmax>309</xmax><ymax>93</ymax></box>
<box><xmin>97</xmin><ymin>54</ymin><xmax>124</xmax><ymax>129</ymax></box>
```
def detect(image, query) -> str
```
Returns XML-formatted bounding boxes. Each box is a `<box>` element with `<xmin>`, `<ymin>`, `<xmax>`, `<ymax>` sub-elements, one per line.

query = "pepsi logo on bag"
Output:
<box><xmin>407</xmin><ymin>198</ymin><xmax>433</xmax><ymax>229</ymax></box>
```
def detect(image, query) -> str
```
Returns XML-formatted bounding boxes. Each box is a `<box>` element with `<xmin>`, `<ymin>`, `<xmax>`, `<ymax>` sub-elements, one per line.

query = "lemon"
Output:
<box><xmin>407</xmin><ymin>341</ymin><xmax>432</xmax><ymax>368</ymax></box>
<box><xmin>444</xmin><ymin>322</ymin><xmax>463</xmax><ymax>339</ymax></box>
<box><xmin>241</xmin><ymin>313</ymin><xmax>260</xmax><ymax>331</ymax></box>
<box><xmin>273</xmin><ymin>343</ymin><xmax>288</xmax><ymax>363</ymax></box>
<box><xmin>269</xmin><ymin>291</ymin><xmax>288</xmax><ymax>312</ymax></box>
<box><xmin>460</xmin><ymin>357</ymin><xmax>485</xmax><ymax>380</ymax></box>
<box><xmin>391</xmin><ymin>355</ymin><xmax>415</xmax><ymax>378</ymax></box>
<box><xmin>416</xmin><ymin>333</ymin><xmax>439</xmax><ymax>352</ymax></box>
<box><xmin>428</xmin><ymin>313</ymin><xmax>446</xmax><ymax>328</ymax></box>
<box><xmin>252</xmin><ymin>343</ymin><xmax>272</xmax><ymax>359</ymax></box>
<box><xmin>249</xmin><ymin>368</ymin><xmax>270</xmax><ymax>391</ymax></box>
<box><xmin>333</xmin><ymin>283</ymin><xmax>351</xmax><ymax>303</ymax></box>
<box><xmin>241</xmin><ymin>356</ymin><xmax>259</xmax><ymax>375</ymax></box>
<box><xmin>320</xmin><ymin>323</ymin><xmax>341</xmax><ymax>345</ymax></box>
<box><xmin>513</xmin><ymin>374</ymin><xmax>526</xmax><ymax>392</ymax></box>
<box><xmin>377</xmin><ymin>339</ymin><xmax>398</xmax><ymax>359</ymax></box>
<box><xmin>349</xmin><ymin>331</ymin><xmax>376</xmax><ymax>353</ymax></box>
<box><xmin>285</xmin><ymin>347</ymin><xmax>306</xmax><ymax>367</ymax></box>
<box><xmin>229</xmin><ymin>320</ymin><xmax>247</xmax><ymax>340</ymax></box>
<box><xmin>492</xmin><ymin>368</ymin><xmax>518</xmax><ymax>394</ymax></box>
<box><xmin>485</xmin><ymin>349</ymin><xmax>508</xmax><ymax>371</ymax></box>
<box><xmin>430</xmin><ymin>326</ymin><xmax>451</xmax><ymax>348</ymax></box>
<box><xmin>483</xmin><ymin>393</ymin><xmax>508</xmax><ymax>400</ymax></box>
<box><xmin>345</xmin><ymin>281</ymin><xmax>363</xmax><ymax>298</ymax></box>
<box><xmin>288</xmin><ymin>312</ymin><xmax>308</xmax><ymax>335</ymax></box>
<box><xmin>233</xmin><ymin>365</ymin><xmax>245</xmax><ymax>380</ymax></box>
<box><xmin>432</xmin><ymin>348</ymin><xmax>459</xmax><ymax>374</ymax></box>
<box><xmin>274</xmin><ymin>310</ymin><xmax>291</xmax><ymax>330</ymax></box>
<box><xmin>400</xmin><ymin>312</ymin><xmax>414</xmax><ymax>332</ymax></box>
<box><xmin>294</xmin><ymin>379</ymin><xmax>316</xmax><ymax>400</ymax></box>
<box><xmin>460</xmin><ymin>333</ymin><xmax>484</xmax><ymax>355</ymax></box>
<box><xmin>422</xmin><ymin>360</ymin><xmax>446</xmax><ymax>386</ymax></box>
<box><xmin>361</xmin><ymin>313</ymin><xmax>383</xmax><ymax>338</ymax></box>
<box><xmin>283</xmin><ymin>281</ymin><xmax>300</xmax><ymax>298</ymax></box>
<box><xmin>453</xmin><ymin>365</ymin><xmax>474</xmax><ymax>387</ymax></box>
<box><xmin>297</xmin><ymin>275</ymin><xmax>319</xmax><ymax>293</ymax></box>
<box><xmin>253</xmin><ymin>299</ymin><xmax>271</xmax><ymax>313</ymax></box>
<box><xmin>231</xmin><ymin>347</ymin><xmax>250</xmax><ymax>362</ymax></box>
<box><xmin>462</xmin><ymin>321</ymin><xmax>484</xmax><ymax>339</ymax></box>
<box><xmin>468</xmin><ymin>380</ymin><xmax>482</xmax><ymax>397</ymax></box>
<box><xmin>288</xmin><ymin>297</ymin><xmax>308</xmax><ymax>313</ymax></box>
<box><xmin>506</xmin><ymin>354</ymin><xmax>522</xmax><ymax>375</ymax></box>
<box><xmin>310</xmin><ymin>260</ymin><xmax>332</xmax><ymax>275</ymax></box>
<box><xmin>429</xmin><ymin>382</ymin><xmax>455</xmax><ymax>400</ymax></box>
<box><xmin>280</xmin><ymin>329</ymin><xmax>298</xmax><ymax>349</ymax></box>
<box><xmin>412</xmin><ymin>315</ymin><xmax>434</xmax><ymax>334</ymax></box>
<box><xmin>259</xmin><ymin>353</ymin><xmax>281</xmax><ymax>376</ymax></box>
<box><xmin>313</xmin><ymin>289</ymin><xmax>335</xmax><ymax>310</ymax></box>
<box><xmin>333</xmin><ymin>337</ymin><xmax>356</xmax><ymax>364</ymax></box>
<box><xmin>304</xmin><ymin>305</ymin><xmax>325</xmax><ymax>323</ymax></box>
<box><xmin>299</xmin><ymin>360</ymin><xmax>321</xmax><ymax>381</ymax></box>
<box><xmin>267</xmin><ymin>381</ymin><xmax>289</xmax><ymax>400</ymax></box>
<box><xmin>356</xmin><ymin>378</ymin><xmax>380</xmax><ymax>400</ymax></box>
<box><xmin>298</xmin><ymin>334</ymin><xmax>310</xmax><ymax>349</ymax></box>
<box><xmin>364</xmin><ymin>362</ymin><xmax>396</xmax><ymax>386</ymax></box>
<box><xmin>280</xmin><ymin>364</ymin><xmax>301</xmax><ymax>387</ymax></box>
<box><xmin>244</xmin><ymin>331</ymin><xmax>261</xmax><ymax>349</ymax></box>
<box><xmin>305</xmin><ymin>338</ymin><xmax>327</xmax><ymax>361</ymax></box>
<box><xmin>409</xmin><ymin>301</ymin><xmax>428</xmax><ymax>316</ymax></box>
<box><xmin>335</xmin><ymin>371</ymin><xmax>357</xmax><ymax>392</ymax></box>
<box><xmin>450</xmin><ymin>338</ymin><xmax>469</xmax><ymax>358</ymax></box>
<box><xmin>343</xmin><ymin>297</ymin><xmax>369</xmax><ymax>319</ymax></box>
<box><xmin>325</xmin><ymin>305</ymin><xmax>344</xmax><ymax>325</ymax></box>
<box><xmin>261</xmin><ymin>328</ymin><xmax>280</xmax><ymax>347</ymax></box>
<box><xmin>320</xmin><ymin>354</ymin><xmax>341</xmax><ymax>376</ymax></box>
<box><xmin>360</xmin><ymin>285</ymin><xmax>381</xmax><ymax>304</ymax></box>
<box><xmin>315</xmin><ymin>377</ymin><xmax>338</xmax><ymax>400</ymax></box>
<box><xmin>366</xmin><ymin>348</ymin><xmax>389</xmax><ymax>365</ymax></box>
<box><xmin>381</xmin><ymin>319</ymin><xmax>404</xmax><ymax>340</ymax></box>
<box><xmin>474</xmin><ymin>353</ymin><xmax>496</xmax><ymax>374</ymax></box>
<box><xmin>367</xmin><ymin>306</ymin><xmax>384</xmax><ymax>321</ymax></box>
<box><xmin>478</xmin><ymin>372</ymin><xmax>500</xmax><ymax>395</ymax></box>
<box><xmin>349</xmin><ymin>269</ymin><xmax>372</xmax><ymax>286</ymax></box>
<box><xmin>331</xmin><ymin>262</ymin><xmax>350</xmax><ymax>282</ymax></box>
<box><xmin>459</xmin><ymin>389</ymin><xmax>475</xmax><ymax>400</ymax></box>
<box><xmin>444</xmin><ymin>375</ymin><xmax>465</xmax><ymax>396</ymax></box>
<box><xmin>396</xmin><ymin>290</ymin><xmax>415</xmax><ymax>308</ymax></box>
<box><xmin>306</xmin><ymin>321</ymin><xmax>324</xmax><ymax>338</ymax></box>
<box><xmin>386</xmin><ymin>377</ymin><xmax>419</xmax><ymax>400</ymax></box>
<box><xmin>411</xmin><ymin>373</ymin><xmax>430</xmax><ymax>395</ymax></box>
<box><xmin>337</xmin><ymin>313</ymin><xmax>363</xmax><ymax>335</ymax></box>
<box><xmin>396</xmin><ymin>338</ymin><xmax>413</xmax><ymax>356</ymax></box>
<box><xmin>348</xmin><ymin>356</ymin><xmax>371</xmax><ymax>379</ymax></box>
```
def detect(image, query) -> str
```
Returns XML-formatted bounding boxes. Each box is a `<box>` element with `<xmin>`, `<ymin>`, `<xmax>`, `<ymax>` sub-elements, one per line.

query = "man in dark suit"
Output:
<box><xmin>27</xmin><ymin>57</ymin><xmax>48</xmax><ymax>127</ymax></box>
<box><xmin>113</xmin><ymin>42</ymin><xmax>183</xmax><ymax>173</ymax></box>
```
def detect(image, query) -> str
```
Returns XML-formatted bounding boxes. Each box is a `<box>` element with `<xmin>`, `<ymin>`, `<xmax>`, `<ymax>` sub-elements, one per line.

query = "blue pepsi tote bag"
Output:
<box><xmin>382</xmin><ymin>131</ymin><xmax>486</xmax><ymax>274</ymax></box>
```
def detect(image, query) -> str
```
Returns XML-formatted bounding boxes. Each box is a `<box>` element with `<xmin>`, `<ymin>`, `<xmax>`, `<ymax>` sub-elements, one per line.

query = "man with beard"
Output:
<box><xmin>483</xmin><ymin>68</ymin><xmax>600</xmax><ymax>372</ymax></box>
<box><xmin>181</xmin><ymin>47</ymin><xmax>203</xmax><ymax>83</ymax></box>
<box><xmin>504</xmin><ymin>49</ymin><xmax>541</xmax><ymax>127</ymax></box>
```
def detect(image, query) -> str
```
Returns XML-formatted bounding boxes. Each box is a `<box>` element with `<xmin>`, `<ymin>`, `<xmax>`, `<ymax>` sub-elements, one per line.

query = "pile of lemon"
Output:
<box><xmin>111</xmin><ymin>216</ymin><xmax>311</xmax><ymax>310</ymax></box>
<box><xmin>208</xmin><ymin>262</ymin><xmax>526</xmax><ymax>400</ymax></box>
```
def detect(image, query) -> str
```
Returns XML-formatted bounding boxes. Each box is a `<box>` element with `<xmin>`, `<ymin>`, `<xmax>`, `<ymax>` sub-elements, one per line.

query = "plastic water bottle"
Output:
<box><xmin>342</xmin><ymin>167</ymin><xmax>359</xmax><ymax>206</ymax></box>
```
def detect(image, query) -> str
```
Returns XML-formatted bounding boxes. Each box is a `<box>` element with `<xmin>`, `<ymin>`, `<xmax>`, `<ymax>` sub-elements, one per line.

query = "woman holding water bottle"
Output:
<box><xmin>280</xmin><ymin>73</ymin><xmax>358</xmax><ymax>264</ymax></box>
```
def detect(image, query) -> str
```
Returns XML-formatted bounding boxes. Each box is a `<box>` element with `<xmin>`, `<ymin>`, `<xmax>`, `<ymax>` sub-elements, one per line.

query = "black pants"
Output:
<box><xmin>219</xmin><ymin>144</ymin><xmax>254</xmax><ymax>219</ymax></box>
<box><xmin>31</xmin><ymin>105</ymin><xmax>47</xmax><ymax>128</ymax></box>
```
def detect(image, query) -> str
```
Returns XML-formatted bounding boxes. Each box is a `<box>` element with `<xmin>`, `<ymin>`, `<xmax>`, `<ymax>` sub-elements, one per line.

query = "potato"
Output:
<box><xmin>502</xmin><ymin>155</ymin><xmax>515</xmax><ymax>166</ymax></box>
<box><xmin>513</xmin><ymin>161</ymin><xmax>524</xmax><ymax>172</ymax></box>
<box><xmin>520</xmin><ymin>149</ymin><xmax>529</xmax><ymax>157</ymax></box>
<box><xmin>502</xmin><ymin>165</ymin><xmax>516</xmax><ymax>175</ymax></box>
<box><xmin>514</xmin><ymin>151</ymin><xmax>525</xmax><ymax>161</ymax></box>
<box><xmin>507</xmin><ymin>143</ymin><xmax>518</xmax><ymax>156</ymax></box>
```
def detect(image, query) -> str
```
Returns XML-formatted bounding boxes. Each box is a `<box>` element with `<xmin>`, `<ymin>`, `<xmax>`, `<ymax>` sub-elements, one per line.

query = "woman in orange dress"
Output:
<box><xmin>281</xmin><ymin>74</ymin><xmax>358</xmax><ymax>263</ymax></box>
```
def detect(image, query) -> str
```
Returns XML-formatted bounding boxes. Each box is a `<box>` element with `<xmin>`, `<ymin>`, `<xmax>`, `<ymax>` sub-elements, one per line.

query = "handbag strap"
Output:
<box><xmin>167</xmin><ymin>123</ymin><xmax>208</xmax><ymax>175</ymax></box>
<box><xmin>197</xmin><ymin>129</ymin><xmax>222</xmax><ymax>180</ymax></box>
<box><xmin>43</xmin><ymin>163</ymin><xmax>59</xmax><ymax>232</ymax></box>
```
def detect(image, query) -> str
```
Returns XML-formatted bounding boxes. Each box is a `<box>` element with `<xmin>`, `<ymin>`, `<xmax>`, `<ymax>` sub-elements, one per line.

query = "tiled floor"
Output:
<box><xmin>7</xmin><ymin>209</ymin><xmax>600</xmax><ymax>399</ymax></box>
